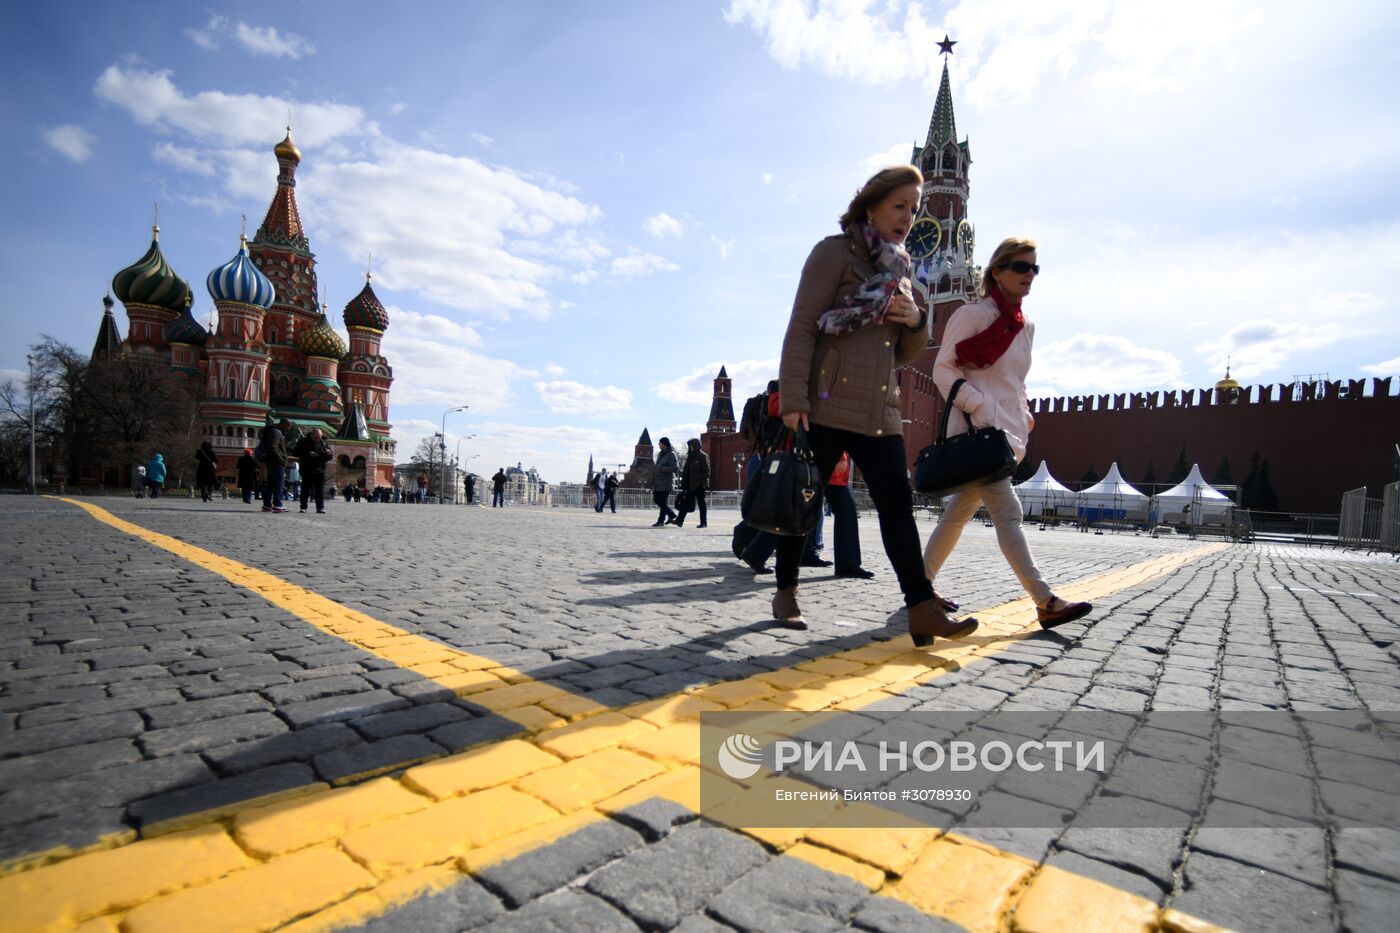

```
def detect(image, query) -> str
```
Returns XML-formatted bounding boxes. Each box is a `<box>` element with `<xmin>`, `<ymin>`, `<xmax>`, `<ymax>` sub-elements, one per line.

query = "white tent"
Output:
<box><xmin>1014</xmin><ymin>461</ymin><xmax>1074</xmax><ymax>516</ymax></box>
<box><xmin>1077</xmin><ymin>463</ymin><xmax>1149</xmax><ymax>519</ymax></box>
<box><xmin>1153</xmin><ymin>464</ymin><xmax>1233</xmax><ymax>523</ymax></box>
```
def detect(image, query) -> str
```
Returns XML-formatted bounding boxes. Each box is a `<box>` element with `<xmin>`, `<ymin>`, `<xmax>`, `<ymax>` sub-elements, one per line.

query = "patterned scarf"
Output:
<box><xmin>955</xmin><ymin>281</ymin><xmax>1025</xmax><ymax>368</ymax></box>
<box><xmin>816</xmin><ymin>222</ymin><xmax>912</xmax><ymax>336</ymax></box>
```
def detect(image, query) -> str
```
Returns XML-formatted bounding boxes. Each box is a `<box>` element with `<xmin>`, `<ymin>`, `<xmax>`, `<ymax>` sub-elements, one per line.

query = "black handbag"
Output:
<box><xmin>674</xmin><ymin>489</ymin><xmax>693</xmax><ymax>512</ymax></box>
<box><xmin>741</xmin><ymin>427</ymin><xmax>823</xmax><ymax>536</ymax></box>
<box><xmin>913</xmin><ymin>378</ymin><xmax>1016</xmax><ymax>497</ymax></box>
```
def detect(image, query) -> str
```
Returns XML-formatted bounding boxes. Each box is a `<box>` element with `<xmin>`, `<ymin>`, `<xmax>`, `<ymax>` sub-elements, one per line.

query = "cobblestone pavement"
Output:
<box><xmin>1</xmin><ymin>494</ymin><xmax>1397</xmax><ymax>932</ymax></box>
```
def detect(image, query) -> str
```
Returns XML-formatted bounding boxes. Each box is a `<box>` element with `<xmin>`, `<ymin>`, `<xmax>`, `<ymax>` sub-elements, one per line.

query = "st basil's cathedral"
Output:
<box><xmin>94</xmin><ymin>130</ymin><xmax>397</xmax><ymax>487</ymax></box>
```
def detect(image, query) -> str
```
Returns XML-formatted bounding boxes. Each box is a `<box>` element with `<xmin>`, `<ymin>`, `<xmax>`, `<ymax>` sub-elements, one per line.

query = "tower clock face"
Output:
<box><xmin>956</xmin><ymin>219</ymin><xmax>974</xmax><ymax>258</ymax></box>
<box><xmin>907</xmin><ymin>217</ymin><xmax>941</xmax><ymax>259</ymax></box>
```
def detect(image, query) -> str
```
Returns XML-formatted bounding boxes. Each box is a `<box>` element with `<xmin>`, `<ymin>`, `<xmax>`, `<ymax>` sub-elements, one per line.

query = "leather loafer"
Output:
<box><xmin>799</xmin><ymin>556</ymin><xmax>833</xmax><ymax>568</ymax></box>
<box><xmin>1037</xmin><ymin>598</ymin><xmax>1092</xmax><ymax>629</ymax></box>
<box><xmin>834</xmin><ymin>567</ymin><xmax>875</xmax><ymax>579</ymax></box>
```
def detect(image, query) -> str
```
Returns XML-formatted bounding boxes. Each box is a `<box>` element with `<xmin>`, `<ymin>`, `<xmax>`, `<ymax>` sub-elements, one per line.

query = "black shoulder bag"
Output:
<box><xmin>741</xmin><ymin>426</ymin><xmax>823</xmax><ymax>536</ymax></box>
<box><xmin>913</xmin><ymin>378</ymin><xmax>1016</xmax><ymax>497</ymax></box>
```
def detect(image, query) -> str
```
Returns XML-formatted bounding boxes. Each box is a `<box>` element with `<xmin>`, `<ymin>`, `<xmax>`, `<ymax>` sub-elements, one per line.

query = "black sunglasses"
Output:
<box><xmin>1003</xmin><ymin>260</ymin><xmax>1040</xmax><ymax>275</ymax></box>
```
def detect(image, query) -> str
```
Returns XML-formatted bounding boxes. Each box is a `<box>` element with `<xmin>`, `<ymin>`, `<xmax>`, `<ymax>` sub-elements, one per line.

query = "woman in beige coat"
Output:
<box><xmin>776</xmin><ymin>165</ymin><xmax>978</xmax><ymax>646</ymax></box>
<box><xmin>923</xmin><ymin>236</ymin><xmax>1092</xmax><ymax>629</ymax></box>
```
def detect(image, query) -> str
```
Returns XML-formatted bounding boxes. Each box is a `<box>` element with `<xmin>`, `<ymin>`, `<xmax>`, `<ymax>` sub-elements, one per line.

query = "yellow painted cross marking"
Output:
<box><xmin>0</xmin><ymin>499</ymin><xmax>1233</xmax><ymax>933</ymax></box>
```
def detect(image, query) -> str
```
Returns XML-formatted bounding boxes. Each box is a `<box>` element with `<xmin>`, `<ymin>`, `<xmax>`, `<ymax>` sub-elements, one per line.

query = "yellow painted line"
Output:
<box><xmin>2</xmin><ymin>500</ymin><xmax>1233</xmax><ymax>932</ymax></box>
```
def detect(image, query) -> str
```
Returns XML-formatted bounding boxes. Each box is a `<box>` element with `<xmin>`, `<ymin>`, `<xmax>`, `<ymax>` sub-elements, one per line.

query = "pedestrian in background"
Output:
<box><xmin>145</xmin><ymin>453</ymin><xmax>167</xmax><ymax>499</ymax></box>
<box><xmin>416</xmin><ymin>472</ymin><xmax>428</xmax><ymax>503</ymax></box>
<box><xmin>673</xmin><ymin>439</ymin><xmax>710</xmax><ymax>528</ymax></box>
<box><xmin>492</xmin><ymin>468</ymin><xmax>507</xmax><ymax>507</ymax></box>
<box><xmin>236</xmin><ymin>448</ymin><xmax>258</xmax><ymax>503</ymax></box>
<box><xmin>826</xmin><ymin>452</ymin><xmax>871</xmax><ymax>578</ymax></box>
<box><xmin>294</xmin><ymin>428</ymin><xmax>332</xmax><ymax>514</ymax></box>
<box><xmin>132</xmin><ymin>463</ymin><xmax>146</xmax><ymax>498</ymax></box>
<box><xmin>923</xmin><ymin>235</ymin><xmax>1092</xmax><ymax>630</ymax></box>
<box><xmin>651</xmin><ymin>437</ymin><xmax>679</xmax><ymax>527</ymax></box>
<box><xmin>774</xmin><ymin>165</ymin><xmax>976</xmax><ymax>643</ymax></box>
<box><xmin>593</xmin><ymin>468</ymin><xmax>608</xmax><ymax>512</ymax></box>
<box><xmin>195</xmin><ymin>441</ymin><xmax>218</xmax><ymax>502</ymax></box>
<box><xmin>259</xmin><ymin>416</ymin><xmax>289</xmax><ymax>513</ymax></box>
<box><xmin>286</xmin><ymin>459</ymin><xmax>302</xmax><ymax>502</ymax></box>
<box><xmin>464</xmin><ymin>473</ymin><xmax>476</xmax><ymax>505</ymax></box>
<box><xmin>602</xmin><ymin>472</ymin><xmax>619</xmax><ymax>513</ymax></box>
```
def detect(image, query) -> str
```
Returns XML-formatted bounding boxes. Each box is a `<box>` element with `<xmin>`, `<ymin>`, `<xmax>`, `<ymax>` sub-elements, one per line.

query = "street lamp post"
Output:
<box><xmin>441</xmin><ymin>405</ymin><xmax>469</xmax><ymax>504</ymax></box>
<box><xmin>26</xmin><ymin>354</ymin><xmax>36</xmax><ymax>495</ymax></box>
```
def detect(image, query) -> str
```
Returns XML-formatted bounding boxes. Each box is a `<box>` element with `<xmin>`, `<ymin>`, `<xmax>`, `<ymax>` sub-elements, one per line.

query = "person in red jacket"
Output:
<box><xmin>827</xmin><ymin>452</ymin><xmax>871</xmax><ymax>578</ymax></box>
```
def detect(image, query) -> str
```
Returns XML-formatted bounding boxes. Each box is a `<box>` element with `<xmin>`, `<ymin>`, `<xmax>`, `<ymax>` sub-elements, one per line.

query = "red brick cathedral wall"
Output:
<box><xmin>1023</xmin><ymin>378</ymin><xmax>1400</xmax><ymax>514</ymax></box>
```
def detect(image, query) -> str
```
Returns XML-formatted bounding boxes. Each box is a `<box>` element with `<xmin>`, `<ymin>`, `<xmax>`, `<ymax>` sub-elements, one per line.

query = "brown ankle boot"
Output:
<box><xmin>772</xmin><ymin>586</ymin><xmax>807</xmax><ymax>630</ymax></box>
<box><xmin>907</xmin><ymin>598</ymin><xmax>977</xmax><ymax>647</ymax></box>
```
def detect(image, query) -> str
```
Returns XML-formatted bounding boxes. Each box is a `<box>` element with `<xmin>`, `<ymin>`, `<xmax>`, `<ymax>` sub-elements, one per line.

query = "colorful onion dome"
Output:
<box><xmin>343</xmin><ymin>275</ymin><xmax>390</xmax><ymax>330</ymax></box>
<box><xmin>274</xmin><ymin>128</ymin><xmax>301</xmax><ymax>164</ymax></box>
<box><xmin>112</xmin><ymin>226</ymin><xmax>191</xmax><ymax>310</ymax></box>
<box><xmin>297</xmin><ymin>310</ymin><xmax>347</xmax><ymax>359</ymax></box>
<box><xmin>207</xmin><ymin>235</ymin><xmax>276</xmax><ymax>309</ymax></box>
<box><xmin>164</xmin><ymin>298</ymin><xmax>209</xmax><ymax>347</ymax></box>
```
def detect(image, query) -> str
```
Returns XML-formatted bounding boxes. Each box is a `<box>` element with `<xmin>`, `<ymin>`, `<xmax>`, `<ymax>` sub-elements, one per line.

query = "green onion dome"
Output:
<box><xmin>343</xmin><ymin>275</ymin><xmax>390</xmax><ymax>331</ymax></box>
<box><xmin>297</xmin><ymin>310</ymin><xmax>347</xmax><ymax>359</ymax></box>
<box><xmin>112</xmin><ymin>226</ymin><xmax>191</xmax><ymax>311</ymax></box>
<box><xmin>207</xmin><ymin>236</ymin><xmax>276</xmax><ymax>309</ymax></box>
<box><xmin>164</xmin><ymin>299</ymin><xmax>209</xmax><ymax>347</ymax></box>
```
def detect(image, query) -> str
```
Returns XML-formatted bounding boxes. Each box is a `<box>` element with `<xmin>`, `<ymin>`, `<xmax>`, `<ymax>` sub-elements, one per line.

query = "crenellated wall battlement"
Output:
<box><xmin>1029</xmin><ymin>376</ymin><xmax>1397</xmax><ymax>415</ymax></box>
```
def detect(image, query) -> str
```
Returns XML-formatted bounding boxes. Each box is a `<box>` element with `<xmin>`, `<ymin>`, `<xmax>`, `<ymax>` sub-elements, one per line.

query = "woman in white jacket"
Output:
<box><xmin>923</xmin><ymin>236</ymin><xmax>1092</xmax><ymax>630</ymax></box>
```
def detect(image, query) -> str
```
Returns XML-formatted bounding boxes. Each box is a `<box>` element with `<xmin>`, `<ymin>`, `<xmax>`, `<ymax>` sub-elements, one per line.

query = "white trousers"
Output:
<box><xmin>923</xmin><ymin>477</ymin><xmax>1054</xmax><ymax>608</ymax></box>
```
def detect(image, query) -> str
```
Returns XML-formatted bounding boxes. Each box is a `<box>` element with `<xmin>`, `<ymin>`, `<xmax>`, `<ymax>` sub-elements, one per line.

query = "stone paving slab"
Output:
<box><xmin>0</xmin><ymin>496</ymin><xmax>1397</xmax><ymax>932</ymax></box>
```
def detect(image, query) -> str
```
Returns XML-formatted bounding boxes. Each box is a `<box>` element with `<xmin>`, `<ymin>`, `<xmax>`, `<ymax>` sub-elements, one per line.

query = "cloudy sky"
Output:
<box><xmin>4</xmin><ymin>0</ymin><xmax>1398</xmax><ymax>483</ymax></box>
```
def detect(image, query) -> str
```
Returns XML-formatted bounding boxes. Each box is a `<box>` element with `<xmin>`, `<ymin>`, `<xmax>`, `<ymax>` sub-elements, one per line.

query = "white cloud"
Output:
<box><xmin>233</xmin><ymin>22</ymin><xmax>316</xmax><ymax>59</ymax></box>
<box><xmin>1195</xmin><ymin>321</ymin><xmax>1347</xmax><ymax>381</ymax></box>
<box><xmin>544</xmin><ymin>364</ymin><xmax>567</xmax><ymax>376</ymax></box>
<box><xmin>727</xmin><ymin>0</ymin><xmax>1266</xmax><ymax>107</ymax></box>
<box><xmin>610</xmin><ymin>249</ymin><xmax>679</xmax><ymax>278</ymax></box>
<box><xmin>389</xmin><ymin>102</ymin><xmax>406</xmax><ymax>115</ymax></box>
<box><xmin>643</xmin><ymin>212</ymin><xmax>685</xmax><ymax>238</ymax></box>
<box><xmin>378</xmin><ymin>305</ymin><xmax>530</xmax><ymax>410</ymax></box>
<box><xmin>94</xmin><ymin>64</ymin><xmax>368</xmax><ymax>148</ymax></box>
<box><xmin>762</xmin><ymin>172</ymin><xmax>773</xmax><ymax>184</ymax></box>
<box><xmin>182</xmin><ymin>16</ymin><xmax>315</xmax><ymax>59</ymax></box>
<box><xmin>656</xmin><ymin>424</ymin><xmax>708</xmax><ymax>446</ymax></box>
<box><xmin>152</xmin><ymin>142</ymin><xmax>215</xmax><ymax>175</ymax></box>
<box><xmin>307</xmin><ymin>141</ymin><xmax>602</xmax><ymax>318</ymax></box>
<box><xmin>470</xmin><ymin>133</ymin><xmax>495</xmax><ymax>148</ymax></box>
<box><xmin>1030</xmin><ymin>333</ymin><xmax>1183</xmax><ymax>393</ymax></box>
<box><xmin>653</xmin><ymin>358</ymin><xmax>778</xmax><ymax>406</ymax></box>
<box><xmin>184</xmin><ymin>15</ymin><xmax>226</xmax><ymax>51</ymax></box>
<box><xmin>710</xmin><ymin>235</ymin><xmax>736</xmax><ymax>260</ymax></box>
<box><xmin>860</xmin><ymin>141</ymin><xmax>913</xmax><ymax>175</ymax></box>
<box><xmin>41</xmin><ymin>125</ymin><xmax>95</xmax><ymax>162</ymax></box>
<box><xmin>1361</xmin><ymin>355</ymin><xmax>1400</xmax><ymax>378</ymax></box>
<box><xmin>535</xmin><ymin>381</ymin><xmax>633</xmax><ymax>415</ymax></box>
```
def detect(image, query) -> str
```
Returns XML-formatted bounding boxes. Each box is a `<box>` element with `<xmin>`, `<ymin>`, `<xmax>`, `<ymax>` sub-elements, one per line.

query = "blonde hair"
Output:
<box><xmin>838</xmin><ymin>165</ymin><xmax>925</xmax><ymax>230</ymax></box>
<box><xmin>978</xmin><ymin>236</ymin><xmax>1038</xmax><ymax>298</ymax></box>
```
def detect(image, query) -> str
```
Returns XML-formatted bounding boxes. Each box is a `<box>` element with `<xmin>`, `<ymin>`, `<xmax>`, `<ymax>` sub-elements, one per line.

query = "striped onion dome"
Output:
<box><xmin>207</xmin><ymin>236</ymin><xmax>276</xmax><ymax>309</ymax></box>
<box><xmin>343</xmin><ymin>275</ymin><xmax>390</xmax><ymax>330</ymax></box>
<box><xmin>112</xmin><ymin>226</ymin><xmax>190</xmax><ymax>310</ymax></box>
<box><xmin>164</xmin><ymin>299</ymin><xmax>209</xmax><ymax>347</ymax></box>
<box><xmin>296</xmin><ymin>310</ymin><xmax>347</xmax><ymax>359</ymax></box>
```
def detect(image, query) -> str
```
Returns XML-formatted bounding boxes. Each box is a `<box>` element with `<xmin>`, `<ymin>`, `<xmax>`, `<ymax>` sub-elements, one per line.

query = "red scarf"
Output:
<box><xmin>954</xmin><ymin>283</ymin><xmax>1024</xmax><ymax>368</ymax></box>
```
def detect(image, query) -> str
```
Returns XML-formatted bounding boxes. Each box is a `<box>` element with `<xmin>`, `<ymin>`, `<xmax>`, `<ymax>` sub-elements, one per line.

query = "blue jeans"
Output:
<box><xmin>264</xmin><ymin>465</ymin><xmax>285</xmax><ymax>508</ymax></box>
<box><xmin>826</xmin><ymin>483</ymin><xmax>861</xmax><ymax>570</ymax></box>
